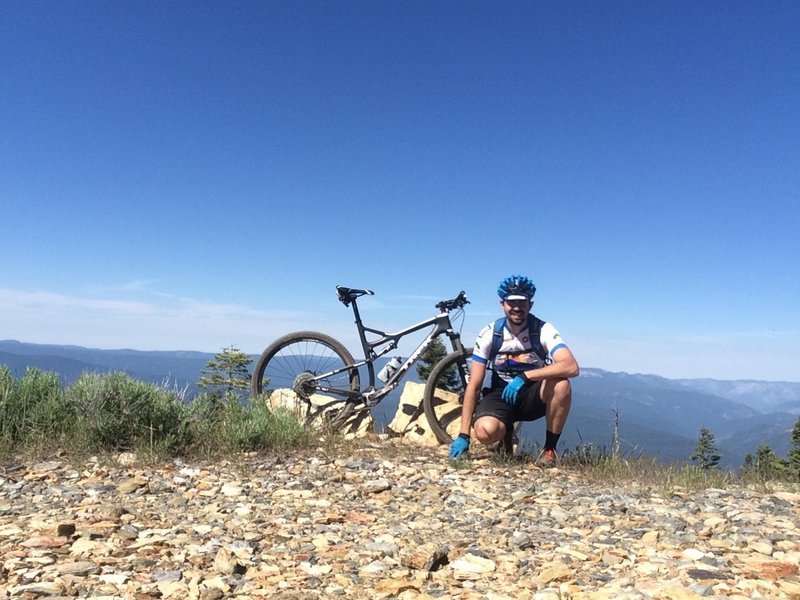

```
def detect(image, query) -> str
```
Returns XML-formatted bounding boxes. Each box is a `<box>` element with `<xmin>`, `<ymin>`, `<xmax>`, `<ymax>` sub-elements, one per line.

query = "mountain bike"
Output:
<box><xmin>251</xmin><ymin>285</ymin><xmax>473</xmax><ymax>435</ymax></box>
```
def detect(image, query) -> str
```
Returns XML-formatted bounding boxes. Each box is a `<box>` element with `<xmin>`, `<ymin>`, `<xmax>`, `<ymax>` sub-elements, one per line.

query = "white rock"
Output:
<box><xmin>451</xmin><ymin>553</ymin><xmax>497</xmax><ymax>574</ymax></box>
<box><xmin>681</xmin><ymin>548</ymin><xmax>707</xmax><ymax>561</ymax></box>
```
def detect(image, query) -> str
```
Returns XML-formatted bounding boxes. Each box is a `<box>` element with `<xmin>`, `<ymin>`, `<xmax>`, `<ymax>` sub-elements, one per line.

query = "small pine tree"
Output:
<box><xmin>416</xmin><ymin>338</ymin><xmax>446</xmax><ymax>381</ymax></box>
<box><xmin>691</xmin><ymin>427</ymin><xmax>721</xmax><ymax>470</ymax></box>
<box><xmin>742</xmin><ymin>452</ymin><xmax>754</xmax><ymax>470</ymax></box>
<box><xmin>416</xmin><ymin>338</ymin><xmax>459</xmax><ymax>391</ymax></box>
<box><xmin>198</xmin><ymin>346</ymin><xmax>252</xmax><ymax>399</ymax></box>
<box><xmin>742</xmin><ymin>443</ymin><xmax>787</xmax><ymax>480</ymax></box>
<box><xmin>788</xmin><ymin>416</ymin><xmax>800</xmax><ymax>479</ymax></box>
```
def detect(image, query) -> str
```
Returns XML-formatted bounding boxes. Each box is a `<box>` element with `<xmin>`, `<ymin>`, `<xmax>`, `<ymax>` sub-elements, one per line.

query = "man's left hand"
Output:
<box><xmin>502</xmin><ymin>374</ymin><xmax>528</xmax><ymax>405</ymax></box>
<box><xmin>449</xmin><ymin>434</ymin><xmax>470</xmax><ymax>458</ymax></box>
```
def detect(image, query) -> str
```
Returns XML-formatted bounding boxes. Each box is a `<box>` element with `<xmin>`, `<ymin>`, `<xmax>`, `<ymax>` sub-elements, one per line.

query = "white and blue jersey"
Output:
<box><xmin>472</xmin><ymin>319</ymin><xmax>568</xmax><ymax>385</ymax></box>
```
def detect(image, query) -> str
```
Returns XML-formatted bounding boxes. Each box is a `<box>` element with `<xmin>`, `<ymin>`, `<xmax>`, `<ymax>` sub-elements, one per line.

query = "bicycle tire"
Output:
<box><xmin>251</xmin><ymin>331</ymin><xmax>361</xmax><ymax>430</ymax></box>
<box><xmin>422</xmin><ymin>347</ymin><xmax>472</xmax><ymax>444</ymax></box>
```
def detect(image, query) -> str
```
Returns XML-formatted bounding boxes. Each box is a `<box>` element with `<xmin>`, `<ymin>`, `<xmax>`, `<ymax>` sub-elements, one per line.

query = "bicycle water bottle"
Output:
<box><xmin>377</xmin><ymin>356</ymin><xmax>403</xmax><ymax>383</ymax></box>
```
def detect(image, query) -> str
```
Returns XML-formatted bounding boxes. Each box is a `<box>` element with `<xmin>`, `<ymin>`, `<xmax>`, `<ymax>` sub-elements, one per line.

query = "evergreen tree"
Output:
<box><xmin>755</xmin><ymin>443</ymin><xmax>778</xmax><ymax>475</ymax></box>
<box><xmin>788</xmin><ymin>416</ymin><xmax>800</xmax><ymax>479</ymax></box>
<box><xmin>691</xmin><ymin>427</ymin><xmax>721</xmax><ymax>470</ymax></box>
<box><xmin>742</xmin><ymin>443</ymin><xmax>787</xmax><ymax>480</ymax></box>
<box><xmin>416</xmin><ymin>338</ymin><xmax>446</xmax><ymax>381</ymax></box>
<box><xmin>198</xmin><ymin>346</ymin><xmax>252</xmax><ymax>398</ymax></box>
<box><xmin>416</xmin><ymin>338</ymin><xmax>459</xmax><ymax>390</ymax></box>
<box><xmin>742</xmin><ymin>453</ymin><xmax>754</xmax><ymax>470</ymax></box>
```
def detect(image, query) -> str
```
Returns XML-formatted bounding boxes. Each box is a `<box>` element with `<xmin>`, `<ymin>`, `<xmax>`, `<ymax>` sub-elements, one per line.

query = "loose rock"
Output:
<box><xmin>1</xmin><ymin>424</ymin><xmax>799</xmax><ymax>598</ymax></box>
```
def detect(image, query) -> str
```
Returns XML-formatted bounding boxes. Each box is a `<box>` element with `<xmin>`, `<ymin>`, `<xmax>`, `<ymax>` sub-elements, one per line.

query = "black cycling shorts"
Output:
<box><xmin>473</xmin><ymin>381</ymin><xmax>545</xmax><ymax>427</ymax></box>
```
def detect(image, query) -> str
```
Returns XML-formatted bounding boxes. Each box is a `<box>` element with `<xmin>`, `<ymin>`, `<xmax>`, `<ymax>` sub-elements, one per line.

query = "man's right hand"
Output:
<box><xmin>449</xmin><ymin>434</ymin><xmax>470</xmax><ymax>458</ymax></box>
<box><xmin>502</xmin><ymin>375</ymin><xmax>528</xmax><ymax>405</ymax></box>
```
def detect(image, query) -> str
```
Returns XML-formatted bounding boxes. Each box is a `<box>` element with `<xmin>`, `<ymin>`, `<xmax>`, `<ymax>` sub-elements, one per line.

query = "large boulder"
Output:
<box><xmin>385</xmin><ymin>381</ymin><xmax>463</xmax><ymax>445</ymax></box>
<box><xmin>266</xmin><ymin>389</ymin><xmax>374</xmax><ymax>439</ymax></box>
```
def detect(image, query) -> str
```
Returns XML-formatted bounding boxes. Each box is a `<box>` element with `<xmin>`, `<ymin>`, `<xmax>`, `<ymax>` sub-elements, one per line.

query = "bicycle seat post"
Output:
<box><xmin>349</xmin><ymin>296</ymin><xmax>375</xmax><ymax>360</ymax></box>
<box><xmin>335</xmin><ymin>286</ymin><xmax>379</xmax><ymax>364</ymax></box>
<box><xmin>349</xmin><ymin>295</ymin><xmax>363</xmax><ymax>326</ymax></box>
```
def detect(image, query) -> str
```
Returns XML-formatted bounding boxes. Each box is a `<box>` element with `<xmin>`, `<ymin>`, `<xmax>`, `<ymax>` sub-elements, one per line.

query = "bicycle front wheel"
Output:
<box><xmin>251</xmin><ymin>331</ymin><xmax>361</xmax><ymax>429</ymax></box>
<box><xmin>423</xmin><ymin>348</ymin><xmax>472</xmax><ymax>444</ymax></box>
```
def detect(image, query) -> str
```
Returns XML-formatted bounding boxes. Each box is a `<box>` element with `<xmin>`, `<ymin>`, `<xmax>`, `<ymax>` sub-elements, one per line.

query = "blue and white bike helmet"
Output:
<box><xmin>497</xmin><ymin>275</ymin><xmax>536</xmax><ymax>301</ymax></box>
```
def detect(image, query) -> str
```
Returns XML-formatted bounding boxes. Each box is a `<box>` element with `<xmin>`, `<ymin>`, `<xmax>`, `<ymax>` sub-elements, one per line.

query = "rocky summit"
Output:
<box><xmin>1</xmin><ymin>441</ymin><xmax>799</xmax><ymax>599</ymax></box>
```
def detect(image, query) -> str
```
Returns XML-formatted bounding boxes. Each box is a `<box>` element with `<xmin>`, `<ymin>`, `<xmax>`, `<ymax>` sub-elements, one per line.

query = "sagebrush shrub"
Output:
<box><xmin>0</xmin><ymin>367</ymin><xmax>71</xmax><ymax>450</ymax></box>
<box><xmin>67</xmin><ymin>372</ymin><xmax>190</xmax><ymax>453</ymax></box>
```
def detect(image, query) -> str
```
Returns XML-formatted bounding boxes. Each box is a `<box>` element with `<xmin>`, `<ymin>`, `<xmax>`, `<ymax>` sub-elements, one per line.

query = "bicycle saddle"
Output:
<box><xmin>336</xmin><ymin>285</ymin><xmax>375</xmax><ymax>305</ymax></box>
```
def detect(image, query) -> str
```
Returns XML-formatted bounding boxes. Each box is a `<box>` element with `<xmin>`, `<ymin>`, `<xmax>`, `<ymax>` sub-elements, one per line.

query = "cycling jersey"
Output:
<box><xmin>472</xmin><ymin>318</ymin><xmax>568</xmax><ymax>385</ymax></box>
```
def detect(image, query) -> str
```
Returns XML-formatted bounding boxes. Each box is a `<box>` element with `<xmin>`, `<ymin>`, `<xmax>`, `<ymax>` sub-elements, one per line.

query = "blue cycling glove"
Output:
<box><xmin>449</xmin><ymin>434</ymin><xmax>470</xmax><ymax>458</ymax></box>
<box><xmin>502</xmin><ymin>374</ymin><xmax>529</xmax><ymax>405</ymax></box>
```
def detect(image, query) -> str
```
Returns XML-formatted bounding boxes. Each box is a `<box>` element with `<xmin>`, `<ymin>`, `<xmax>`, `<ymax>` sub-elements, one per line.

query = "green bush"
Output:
<box><xmin>0</xmin><ymin>367</ymin><xmax>72</xmax><ymax>452</ymax></box>
<box><xmin>66</xmin><ymin>372</ymin><xmax>191</xmax><ymax>455</ymax></box>
<box><xmin>0</xmin><ymin>365</ymin><xmax>319</xmax><ymax>460</ymax></box>
<box><xmin>185</xmin><ymin>392</ymin><xmax>311</xmax><ymax>455</ymax></box>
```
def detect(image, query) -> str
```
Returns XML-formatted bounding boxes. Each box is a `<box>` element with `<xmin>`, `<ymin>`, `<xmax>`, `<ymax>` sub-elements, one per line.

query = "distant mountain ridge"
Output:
<box><xmin>2</xmin><ymin>340</ymin><xmax>798</xmax><ymax>468</ymax></box>
<box><xmin>566</xmin><ymin>368</ymin><xmax>799</xmax><ymax>468</ymax></box>
<box><xmin>675</xmin><ymin>377</ymin><xmax>800</xmax><ymax>413</ymax></box>
<box><xmin>0</xmin><ymin>340</ymin><xmax>216</xmax><ymax>392</ymax></box>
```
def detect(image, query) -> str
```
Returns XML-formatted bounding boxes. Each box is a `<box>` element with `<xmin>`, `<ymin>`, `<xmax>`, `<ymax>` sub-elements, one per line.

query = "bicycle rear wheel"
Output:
<box><xmin>423</xmin><ymin>348</ymin><xmax>472</xmax><ymax>444</ymax></box>
<box><xmin>251</xmin><ymin>331</ymin><xmax>361</xmax><ymax>429</ymax></box>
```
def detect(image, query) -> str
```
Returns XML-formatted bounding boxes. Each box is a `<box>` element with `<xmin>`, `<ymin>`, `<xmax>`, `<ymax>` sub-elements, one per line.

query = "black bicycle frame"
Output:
<box><xmin>312</xmin><ymin>295</ymin><xmax>467</xmax><ymax>406</ymax></box>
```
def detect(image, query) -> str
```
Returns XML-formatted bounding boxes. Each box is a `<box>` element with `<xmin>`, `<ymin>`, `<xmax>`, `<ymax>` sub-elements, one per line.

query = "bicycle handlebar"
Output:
<box><xmin>337</xmin><ymin>285</ymin><xmax>468</xmax><ymax>312</ymax></box>
<box><xmin>435</xmin><ymin>290</ymin><xmax>469</xmax><ymax>312</ymax></box>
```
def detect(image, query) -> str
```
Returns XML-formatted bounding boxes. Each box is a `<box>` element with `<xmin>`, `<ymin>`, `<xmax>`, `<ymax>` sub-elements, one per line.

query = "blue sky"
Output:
<box><xmin>2</xmin><ymin>1</ymin><xmax>798</xmax><ymax>381</ymax></box>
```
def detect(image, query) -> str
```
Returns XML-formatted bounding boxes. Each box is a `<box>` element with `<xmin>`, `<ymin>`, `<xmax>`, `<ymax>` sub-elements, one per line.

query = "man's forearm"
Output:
<box><xmin>522</xmin><ymin>354</ymin><xmax>579</xmax><ymax>381</ymax></box>
<box><xmin>459</xmin><ymin>387</ymin><xmax>479</xmax><ymax>436</ymax></box>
